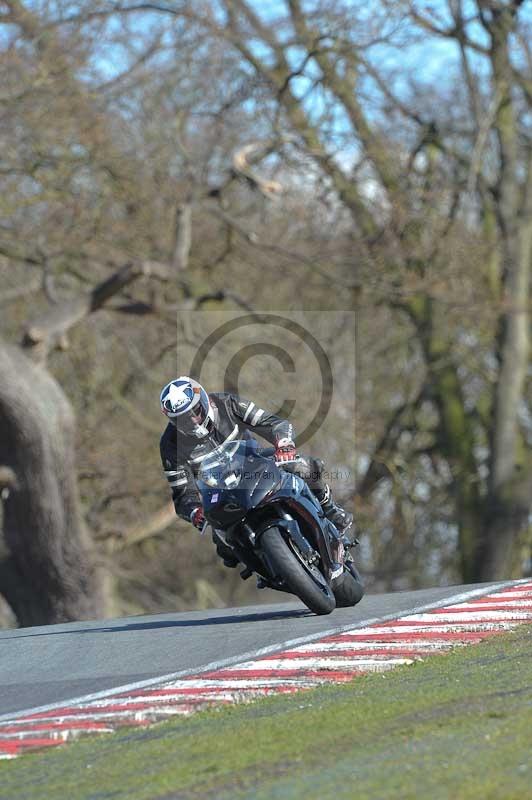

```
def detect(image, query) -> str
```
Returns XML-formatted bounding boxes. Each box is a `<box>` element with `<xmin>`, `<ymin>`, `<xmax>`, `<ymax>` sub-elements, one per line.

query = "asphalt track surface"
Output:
<box><xmin>0</xmin><ymin>583</ymin><xmax>500</xmax><ymax>716</ymax></box>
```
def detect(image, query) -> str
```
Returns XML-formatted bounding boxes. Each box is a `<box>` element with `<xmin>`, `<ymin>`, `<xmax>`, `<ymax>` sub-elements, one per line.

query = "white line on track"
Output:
<box><xmin>401</xmin><ymin>610</ymin><xmax>531</xmax><ymax>621</ymax></box>
<box><xmin>288</xmin><ymin>640</ymin><xmax>461</xmax><ymax>652</ymax></box>
<box><xmin>341</xmin><ymin>623</ymin><xmax>519</xmax><ymax>634</ymax></box>
<box><xmin>220</xmin><ymin>657</ymin><xmax>416</xmax><ymax>670</ymax></box>
<box><xmin>0</xmin><ymin>726</ymin><xmax>117</xmax><ymax>740</ymax></box>
<box><xmin>444</xmin><ymin>600</ymin><xmax>532</xmax><ymax>608</ymax></box>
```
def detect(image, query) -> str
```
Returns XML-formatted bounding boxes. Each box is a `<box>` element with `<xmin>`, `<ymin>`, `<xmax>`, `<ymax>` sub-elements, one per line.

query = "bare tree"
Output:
<box><xmin>119</xmin><ymin>0</ymin><xmax>532</xmax><ymax>581</ymax></box>
<box><xmin>2</xmin><ymin>0</ymin><xmax>530</xmax><ymax>630</ymax></box>
<box><xmin>0</xmin><ymin>342</ymin><xmax>104</xmax><ymax>624</ymax></box>
<box><xmin>0</xmin><ymin>0</ymin><xmax>291</xmax><ymax>624</ymax></box>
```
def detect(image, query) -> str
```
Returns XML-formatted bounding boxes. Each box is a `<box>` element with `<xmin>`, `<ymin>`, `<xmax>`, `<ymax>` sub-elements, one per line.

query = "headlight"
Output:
<box><xmin>223</xmin><ymin>502</ymin><xmax>242</xmax><ymax>512</ymax></box>
<box><xmin>224</xmin><ymin>472</ymin><xmax>241</xmax><ymax>487</ymax></box>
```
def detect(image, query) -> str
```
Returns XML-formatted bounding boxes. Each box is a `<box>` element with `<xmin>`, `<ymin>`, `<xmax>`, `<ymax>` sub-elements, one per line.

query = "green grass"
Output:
<box><xmin>1</xmin><ymin>627</ymin><xmax>531</xmax><ymax>800</ymax></box>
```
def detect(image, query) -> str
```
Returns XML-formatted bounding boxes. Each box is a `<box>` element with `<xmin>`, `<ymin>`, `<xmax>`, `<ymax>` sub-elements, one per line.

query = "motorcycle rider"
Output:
<box><xmin>159</xmin><ymin>376</ymin><xmax>354</xmax><ymax>567</ymax></box>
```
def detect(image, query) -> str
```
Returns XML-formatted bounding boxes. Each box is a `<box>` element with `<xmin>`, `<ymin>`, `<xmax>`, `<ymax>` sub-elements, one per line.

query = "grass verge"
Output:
<box><xmin>1</xmin><ymin>626</ymin><xmax>531</xmax><ymax>800</ymax></box>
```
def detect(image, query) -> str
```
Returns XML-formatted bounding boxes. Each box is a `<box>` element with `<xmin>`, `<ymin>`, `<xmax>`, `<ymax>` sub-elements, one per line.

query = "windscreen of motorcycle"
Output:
<box><xmin>197</xmin><ymin>440</ymin><xmax>249</xmax><ymax>488</ymax></box>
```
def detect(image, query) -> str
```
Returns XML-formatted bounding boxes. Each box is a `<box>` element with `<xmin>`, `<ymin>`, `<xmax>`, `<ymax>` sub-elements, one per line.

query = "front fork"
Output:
<box><xmin>274</xmin><ymin>503</ymin><xmax>341</xmax><ymax>582</ymax></box>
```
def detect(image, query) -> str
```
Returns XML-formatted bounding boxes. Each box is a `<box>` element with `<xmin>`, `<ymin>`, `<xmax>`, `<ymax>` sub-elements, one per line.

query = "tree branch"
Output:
<box><xmin>0</xmin><ymin>278</ymin><xmax>41</xmax><ymax>305</ymax></box>
<box><xmin>21</xmin><ymin>260</ymin><xmax>172</xmax><ymax>358</ymax></box>
<box><xmin>102</xmin><ymin>502</ymin><xmax>176</xmax><ymax>550</ymax></box>
<box><xmin>356</xmin><ymin>390</ymin><xmax>425</xmax><ymax>498</ymax></box>
<box><xmin>232</xmin><ymin>140</ymin><xmax>283</xmax><ymax>196</ymax></box>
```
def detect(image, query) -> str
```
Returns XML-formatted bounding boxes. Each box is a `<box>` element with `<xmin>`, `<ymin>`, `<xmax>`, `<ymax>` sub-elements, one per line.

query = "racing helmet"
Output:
<box><xmin>160</xmin><ymin>377</ymin><xmax>214</xmax><ymax>438</ymax></box>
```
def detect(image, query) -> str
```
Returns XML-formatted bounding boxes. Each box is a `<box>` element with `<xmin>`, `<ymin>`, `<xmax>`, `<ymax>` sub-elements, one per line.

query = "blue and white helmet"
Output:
<box><xmin>160</xmin><ymin>377</ymin><xmax>214</xmax><ymax>438</ymax></box>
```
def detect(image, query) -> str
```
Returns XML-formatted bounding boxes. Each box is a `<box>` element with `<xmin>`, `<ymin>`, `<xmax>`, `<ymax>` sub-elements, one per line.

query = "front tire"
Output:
<box><xmin>332</xmin><ymin>560</ymin><xmax>365</xmax><ymax>608</ymax></box>
<box><xmin>260</xmin><ymin>527</ymin><xmax>336</xmax><ymax>615</ymax></box>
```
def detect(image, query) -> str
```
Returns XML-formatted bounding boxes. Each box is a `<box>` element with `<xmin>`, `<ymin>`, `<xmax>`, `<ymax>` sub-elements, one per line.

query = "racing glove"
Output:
<box><xmin>190</xmin><ymin>506</ymin><xmax>205</xmax><ymax>531</ymax></box>
<box><xmin>275</xmin><ymin>437</ymin><xmax>296</xmax><ymax>463</ymax></box>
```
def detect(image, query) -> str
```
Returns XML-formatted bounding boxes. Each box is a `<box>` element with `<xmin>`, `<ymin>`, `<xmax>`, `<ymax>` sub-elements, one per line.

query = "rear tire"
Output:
<box><xmin>260</xmin><ymin>527</ymin><xmax>336</xmax><ymax>615</ymax></box>
<box><xmin>332</xmin><ymin>560</ymin><xmax>364</xmax><ymax>608</ymax></box>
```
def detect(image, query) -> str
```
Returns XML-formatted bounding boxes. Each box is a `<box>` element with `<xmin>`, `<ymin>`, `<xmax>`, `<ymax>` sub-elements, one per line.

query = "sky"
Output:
<box><xmin>12</xmin><ymin>0</ymin><xmax>529</xmax><ymax>154</ymax></box>
<box><xmin>78</xmin><ymin>0</ymin><xmax>478</xmax><ymax>86</ymax></box>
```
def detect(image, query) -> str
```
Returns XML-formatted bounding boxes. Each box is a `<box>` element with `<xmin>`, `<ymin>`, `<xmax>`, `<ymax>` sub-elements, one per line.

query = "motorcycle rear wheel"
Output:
<box><xmin>260</xmin><ymin>527</ymin><xmax>336</xmax><ymax>615</ymax></box>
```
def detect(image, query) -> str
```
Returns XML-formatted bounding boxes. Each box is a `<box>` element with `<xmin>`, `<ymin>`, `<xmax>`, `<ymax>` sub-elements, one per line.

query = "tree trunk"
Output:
<box><xmin>476</xmin><ymin>8</ymin><xmax>532</xmax><ymax>580</ymax></box>
<box><xmin>406</xmin><ymin>296</ymin><xmax>485</xmax><ymax>582</ymax></box>
<box><xmin>0</xmin><ymin>342</ymin><xmax>104</xmax><ymax>626</ymax></box>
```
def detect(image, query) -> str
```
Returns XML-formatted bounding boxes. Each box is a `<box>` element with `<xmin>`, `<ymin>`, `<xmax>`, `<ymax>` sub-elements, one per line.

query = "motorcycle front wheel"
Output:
<box><xmin>260</xmin><ymin>527</ymin><xmax>336</xmax><ymax>615</ymax></box>
<box><xmin>331</xmin><ymin>560</ymin><xmax>365</xmax><ymax>608</ymax></box>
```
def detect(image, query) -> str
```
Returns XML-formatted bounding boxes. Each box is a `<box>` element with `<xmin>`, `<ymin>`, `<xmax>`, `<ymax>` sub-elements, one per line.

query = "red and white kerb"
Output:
<box><xmin>1</xmin><ymin>581</ymin><xmax>531</xmax><ymax>759</ymax></box>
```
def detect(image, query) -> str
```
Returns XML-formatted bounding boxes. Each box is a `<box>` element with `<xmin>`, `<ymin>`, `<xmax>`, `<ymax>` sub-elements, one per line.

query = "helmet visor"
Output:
<box><xmin>172</xmin><ymin>390</ymin><xmax>211</xmax><ymax>436</ymax></box>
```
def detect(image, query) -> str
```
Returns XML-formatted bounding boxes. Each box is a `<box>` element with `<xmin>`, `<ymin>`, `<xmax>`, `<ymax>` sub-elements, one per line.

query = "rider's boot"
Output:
<box><xmin>212</xmin><ymin>530</ymin><xmax>239</xmax><ymax>568</ymax></box>
<box><xmin>318</xmin><ymin>485</ymin><xmax>354</xmax><ymax>538</ymax></box>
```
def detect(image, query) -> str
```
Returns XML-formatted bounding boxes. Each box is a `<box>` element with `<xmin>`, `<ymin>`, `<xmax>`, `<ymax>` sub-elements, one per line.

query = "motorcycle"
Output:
<box><xmin>196</xmin><ymin>439</ymin><xmax>364</xmax><ymax>615</ymax></box>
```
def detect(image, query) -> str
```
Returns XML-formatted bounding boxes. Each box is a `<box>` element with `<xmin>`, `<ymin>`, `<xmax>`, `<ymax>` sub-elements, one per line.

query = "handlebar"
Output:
<box><xmin>257</xmin><ymin>446</ymin><xmax>276</xmax><ymax>458</ymax></box>
<box><xmin>257</xmin><ymin>446</ymin><xmax>303</xmax><ymax>465</ymax></box>
<box><xmin>256</xmin><ymin>446</ymin><xmax>306</xmax><ymax>470</ymax></box>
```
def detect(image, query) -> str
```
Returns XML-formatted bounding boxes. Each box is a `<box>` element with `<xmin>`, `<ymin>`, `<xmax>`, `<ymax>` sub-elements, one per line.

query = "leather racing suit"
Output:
<box><xmin>160</xmin><ymin>392</ymin><xmax>329</xmax><ymax>523</ymax></box>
